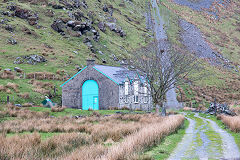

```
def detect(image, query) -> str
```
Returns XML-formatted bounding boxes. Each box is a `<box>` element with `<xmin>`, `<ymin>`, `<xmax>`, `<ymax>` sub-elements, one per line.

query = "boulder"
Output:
<box><xmin>73</xmin><ymin>11</ymin><xmax>84</xmax><ymax>20</ymax></box>
<box><xmin>14</xmin><ymin>7</ymin><xmax>31</xmax><ymax>19</ymax></box>
<box><xmin>103</xmin><ymin>4</ymin><xmax>108</xmax><ymax>12</ymax></box>
<box><xmin>27</xmin><ymin>16</ymin><xmax>38</xmax><ymax>25</ymax></box>
<box><xmin>5</xmin><ymin>25</ymin><xmax>14</xmax><ymax>32</ymax></box>
<box><xmin>51</xmin><ymin>20</ymin><xmax>65</xmax><ymax>33</ymax></box>
<box><xmin>52</xmin><ymin>4</ymin><xmax>64</xmax><ymax>9</ymax></box>
<box><xmin>14</xmin><ymin>57</ymin><xmax>24</xmax><ymax>64</ymax></box>
<box><xmin>4</xmin><ymin>68</ymin><xmax>11</xmax><ymax>72</ymax></box>
<box><xmin>106</xmin><ymin>22</ymin><xmax>116</xmax><ymax>31</ymax></box>
<box><xmin>73</xmin><ymin>25</ymin><xmax>82</xmax><ymax>31</ymax></box>
<box><xmin>14</xmin><ymin>67</ymin><xmax>23</xmax><ymax>73</ymax></box>
<box><xmin>8</xmin><ymin>38</ymin><xmax>17</xmax><ymax>45</ymax></box>
<box><xmin>98</xmin><ymin>21</ymin><xmax>105</xmax><ymax>32</ymax></box>
<box><xmin>67</xmin><ymin>20</ymin><xmax>76</xmax><ymax>27</ymax></box>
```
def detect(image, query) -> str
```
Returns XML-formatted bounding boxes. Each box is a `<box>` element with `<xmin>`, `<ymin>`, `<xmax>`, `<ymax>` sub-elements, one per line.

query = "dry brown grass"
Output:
<box><xmin>0</xmin><ymin>105</ymin><xmax>49</xmax><ymax>119</ymax></box>
<box><xmin>230</xmin><ymin>107</ymin><xmax>240</xmax><ymax>116</ymax></box>
<box><xmin>29</xmin><ymin>80</ymin><xmax>54</xmax><ymax>94</ymax></box>
<box><xmin>183</xmin><ymin>107</ymin><xmax>195</xmax><ymax>111</ymax></box>
<box><xmin>217</xmin><ymin>114</ymin><xmax>240</xmax><ymax>132</ymax></box>
<box><xmin>67</xmin><ymin>115</ymin><xmax>184</xmax><ymax>160</ymax></box>
<box><xmin>0</xmin><ymin>132</ymin><xmax>93</xmax><ymax>160</ymax></box>
<box><xmin>0</xmin><ymin>107</ymin><xmax>184</xmax><ymax>160</ymax></box>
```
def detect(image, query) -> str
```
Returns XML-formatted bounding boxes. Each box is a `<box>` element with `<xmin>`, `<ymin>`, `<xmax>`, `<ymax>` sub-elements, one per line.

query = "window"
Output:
<box><xmin>144</xmin><ymin>96</ymin><xmax>148</xmax><ymax>103</ymax></box>
<box><xmin>134</xmin><ymin>95</ymin><xmax>139</xmax><ymax>103</ymax></box>
<box><xmin>144</xmin><ymin>86</ymin><xmax>147</xmax><ymax>96</ymax></box>
<box><xmin>125</xmin><ymin>81</ymin><xmax>129</xmax><ymax>95</ymax></box>
<box><xmin>124</xmin><ymin>95</ymin><xmax>128</xmax><ymax>103</ymax></box>
<box><xmin>134</xmin><ymin>81</ymin><xmax>138</xmax><ymax>95</ymax></box>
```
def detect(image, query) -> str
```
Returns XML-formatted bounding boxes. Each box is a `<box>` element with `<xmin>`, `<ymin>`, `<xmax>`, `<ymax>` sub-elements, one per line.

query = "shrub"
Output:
<box><xmin>121</xmin><ymin>106</ymin><xmax>130</xmax><ymax>110</ymax></box>
<box><xmin>18</xmin><ymin>93</ymin><xmax>30</xmax><ymax>99</ymax></box>
<box><xmin>51</xmin><ymin>106</ymin><xmax>66</xmax><ymax>112</ymax></box>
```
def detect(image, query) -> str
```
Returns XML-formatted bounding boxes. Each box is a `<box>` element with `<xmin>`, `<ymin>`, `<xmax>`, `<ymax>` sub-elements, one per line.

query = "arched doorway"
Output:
<box><xmin>82</xmin><ymin>80</ymin><xmax>99</xmax><ymax>110</ymax></box>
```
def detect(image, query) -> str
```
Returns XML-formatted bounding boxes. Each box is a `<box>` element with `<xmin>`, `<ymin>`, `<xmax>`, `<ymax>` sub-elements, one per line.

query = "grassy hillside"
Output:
<box><xmin>159</xmin><ymin>0</ymin><xmax>240</xmax><ymax>105</ymax></box>
<box><xmin>0</xmin><ymin>0</ymin><xmax>150</xmax><ymax>105</ymax></box>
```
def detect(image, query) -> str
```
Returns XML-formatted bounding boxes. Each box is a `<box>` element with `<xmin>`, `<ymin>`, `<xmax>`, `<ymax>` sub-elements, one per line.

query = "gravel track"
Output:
<box><xmin>168</xmin><ymin>113</ymin><xmax>240</xmax><ymax>159</ymax></box>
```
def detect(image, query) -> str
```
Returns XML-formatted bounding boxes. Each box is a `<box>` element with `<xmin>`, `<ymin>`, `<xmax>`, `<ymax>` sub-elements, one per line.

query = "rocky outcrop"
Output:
<box><xmin>106</xmin><ymin>23</ymin><xmax>126</xmax><ymax>37</ymax></box>
<box><xmin>51</xmin><ymin>19</ymin><xmax>65</xmax><ymax>33</ymax></box>
<box><xmin>205</xmin><ymin>102</ymin><xmax>236</xmax><ymax>116</ymax></box>
<box><xmin>5</xmin><ymin>5</ymin><xmax>38</xmax><ymax>25</ymax></box>
<box><xmin>14</xmin><ymin>55</ymin><xmax>47</xmax><ymax>65</ymax></box>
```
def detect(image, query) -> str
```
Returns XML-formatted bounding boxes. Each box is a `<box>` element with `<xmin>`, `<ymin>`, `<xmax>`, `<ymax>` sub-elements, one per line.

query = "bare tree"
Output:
<box><xmin>130</xmin><ymin>39</ymin><xmax>201</xmax><ymax>115</ymax></box>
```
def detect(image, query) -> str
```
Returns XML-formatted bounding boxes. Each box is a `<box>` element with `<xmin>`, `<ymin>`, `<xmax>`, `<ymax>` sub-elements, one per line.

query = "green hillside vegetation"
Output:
<box><xmin>0</xmin><ymin>0</ymin><xmax>150</xmax><ymax>105</ymax></box>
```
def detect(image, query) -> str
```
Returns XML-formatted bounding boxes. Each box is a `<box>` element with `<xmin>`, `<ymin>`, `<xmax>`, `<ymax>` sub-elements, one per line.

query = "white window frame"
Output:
<box><xmin>134</xmin><ymin>95</ymin><xmax>139</xmax><ymax>103</ymax></box>
<box><xmin>125</xmin><ymin>81</ymin><xmax>129</xmax><ymax>95</ymax></box>
<box><xmin>124</xmin><ymin>95</ymin><xmax>128</xmax><ymax>103</ymax></box>
<box><xmin>134</xmin><ymin>81</ymin><xmax>138</xmax><ymax>96</ymax></box>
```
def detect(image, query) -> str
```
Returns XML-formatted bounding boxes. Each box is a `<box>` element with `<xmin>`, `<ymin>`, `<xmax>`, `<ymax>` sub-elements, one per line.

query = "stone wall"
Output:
<box><xmin>62</xmin><ymin>65</ymin><xmax>119</xmax><ymax>109</ymax></box>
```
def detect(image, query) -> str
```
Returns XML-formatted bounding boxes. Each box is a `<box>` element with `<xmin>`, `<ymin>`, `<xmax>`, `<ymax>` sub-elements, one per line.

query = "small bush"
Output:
<box><xmin>51</xmin><ymin>106</ymin><xmax>66</xmax><ymax>112</ymax></box>
<box><xmin>121</xmin><ymin>106</ymin><xmax>129</xmax><ymax>110</ymax></box>
<box><xmin>92</xmin><ymin>111</ymin><xmax>100</xmax><ymax>117</ymax></box>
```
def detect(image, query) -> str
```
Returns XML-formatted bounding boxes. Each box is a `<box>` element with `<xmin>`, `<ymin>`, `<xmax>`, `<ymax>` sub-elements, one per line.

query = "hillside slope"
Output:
<box><xmin>158</xmin><ymin>0</ymin><xmax>240</xmax><ymax>106</ymax></box>
<box><xmin>0</xmin><ymin>0</ymin><xmax>150</xmax><ymax>104</ymax></box>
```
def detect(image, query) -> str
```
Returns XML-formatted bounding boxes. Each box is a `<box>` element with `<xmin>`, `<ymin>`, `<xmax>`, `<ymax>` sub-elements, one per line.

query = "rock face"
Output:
<box><xmin>14</xmin><ymin>55</ymin><xmax>47</xmax><ymax>65</ymax></box>
<box><xmin>206</xmin><ymin>102</ymin><xmax>236</xmax><ymax>116</ymax></box>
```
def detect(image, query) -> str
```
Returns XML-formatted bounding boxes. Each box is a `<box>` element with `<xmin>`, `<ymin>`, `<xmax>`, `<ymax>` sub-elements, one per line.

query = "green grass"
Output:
<box><xmin>6</xmin><ymin>131</ymin><xmax>61</xmax><ymax>140</ymax></box>
<box><xmin>28</xmin><ymin>107</ymin><xmax>140</xmax><ymax>117</ymax></box>
<box><xmin>142</xmin><ymin>119</ymin><xmax>189</xmax><ymax>160</ymax></box>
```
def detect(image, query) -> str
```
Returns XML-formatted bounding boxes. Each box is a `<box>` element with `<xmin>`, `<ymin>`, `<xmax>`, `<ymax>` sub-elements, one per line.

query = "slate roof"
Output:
<box><xmin>61</xmin><ymin>64</ymin><xmax>146</xmax><ymax>87</ymax></box>
<box><xmin>94</xmin><ymin>65</ymin><xmax>138</xmax><ymax>84</ymax></box>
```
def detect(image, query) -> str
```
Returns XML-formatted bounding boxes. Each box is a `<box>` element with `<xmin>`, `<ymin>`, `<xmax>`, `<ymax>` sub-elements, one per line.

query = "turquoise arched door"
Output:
<box><xmin>82</xmin><ymin>80</ymin><xmax>99</xmax><ymax>110</ymax></box>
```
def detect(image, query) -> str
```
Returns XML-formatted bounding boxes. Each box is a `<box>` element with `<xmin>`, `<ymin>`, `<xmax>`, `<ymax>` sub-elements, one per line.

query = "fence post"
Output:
<box><xmin>54</xmin><ymin>86</ymin><xmax>56</xmax><ymax>96</ymax></box>
<box><xmin>7</xmin><ymin>96</ymin><xmax>10</xmax><ymax>104</ymax></box>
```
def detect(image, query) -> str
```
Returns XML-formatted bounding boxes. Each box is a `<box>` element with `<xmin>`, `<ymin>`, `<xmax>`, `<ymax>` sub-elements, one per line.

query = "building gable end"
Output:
<box><xmin>60</xmin><ymin>66</ymin><xmax>88</xmax><ymax>87</ymax></box>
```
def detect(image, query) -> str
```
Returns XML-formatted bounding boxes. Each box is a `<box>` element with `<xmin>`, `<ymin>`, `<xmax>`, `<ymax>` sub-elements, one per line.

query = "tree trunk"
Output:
<box><xmin>155</xmin><ymin>104</ymin><xmax>160</xmax><ymax>115</ymax></box>
<box><xmin>160</xmin><ymin>101</ymin><xmax>166</xmax><ymax>116</ymax></box>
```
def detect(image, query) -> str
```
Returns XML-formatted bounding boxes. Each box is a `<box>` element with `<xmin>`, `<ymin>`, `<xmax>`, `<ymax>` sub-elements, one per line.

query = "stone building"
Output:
<box><xmin>61</xmin><ymin>60</ymin><xmax>152</xmax><ymax>110</ymax></box>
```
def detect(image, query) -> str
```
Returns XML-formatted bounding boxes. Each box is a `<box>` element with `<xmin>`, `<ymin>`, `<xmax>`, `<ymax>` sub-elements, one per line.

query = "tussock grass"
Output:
<box><xmin>217</xmin><ymin>115</ymin><xmax>240</xmax><ymax>132</ymax></box>
<box><xmin>0</xmin><ymin>132</ymin><xmax>92</xmax><ymax>159</ymax></box>
<box><xmin>0</xmin><ymin>105</ymin><xmax>184</xmax><ymax>159</ymax></box>
<box><xmin>99</xmin><ymin>115</ymin><xmax>184</xmax><ymax>160</ymax></box>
